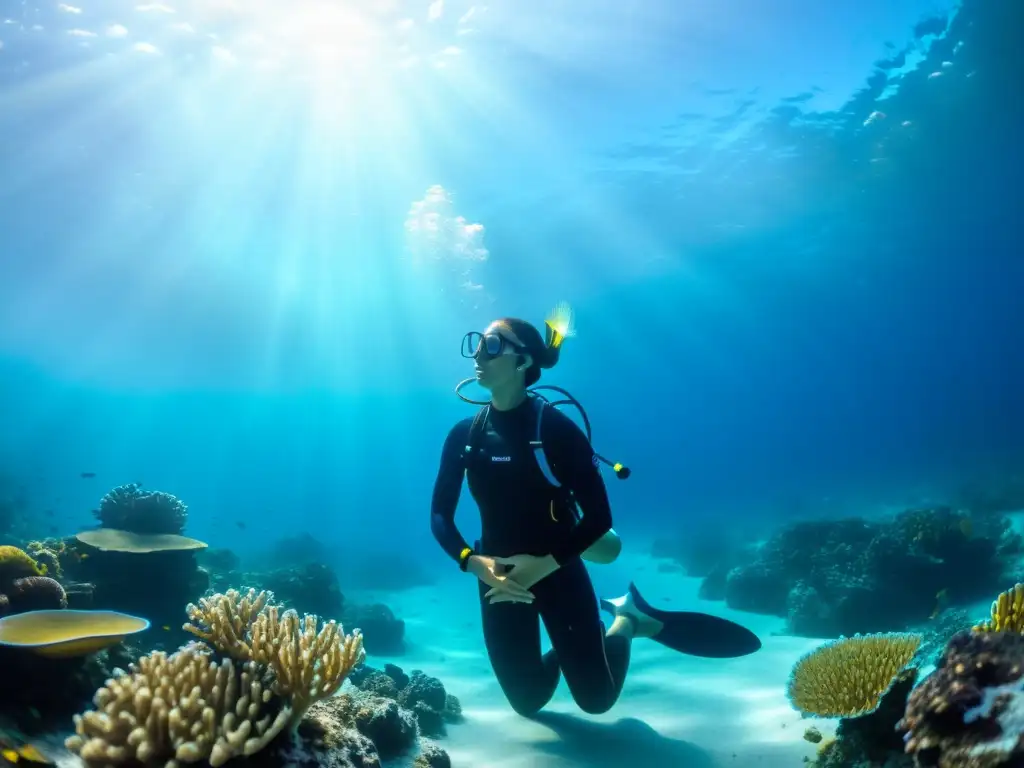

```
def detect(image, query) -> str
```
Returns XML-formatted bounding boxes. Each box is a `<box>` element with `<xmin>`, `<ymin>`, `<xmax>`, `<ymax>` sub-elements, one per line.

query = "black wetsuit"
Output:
<box><xmin>430</xmin><ymin>397</ymin><xmax>630</xmax><ymax>716</ymax></box>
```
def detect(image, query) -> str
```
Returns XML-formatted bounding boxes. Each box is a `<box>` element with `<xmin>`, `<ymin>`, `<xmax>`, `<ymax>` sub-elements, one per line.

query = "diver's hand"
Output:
<box><xmin>486</xmin><ymin>553</ymin><xmax>560</xmax><ymax>599</ymax></box>
<box><xmin>467</xmin><ymin>554</ymin><xmax>535</xmax><ymax>604</ymax></box>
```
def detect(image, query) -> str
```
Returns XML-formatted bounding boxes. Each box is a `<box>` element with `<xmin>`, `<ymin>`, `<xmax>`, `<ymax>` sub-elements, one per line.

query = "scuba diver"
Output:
<box><xmin>430</xmin><ymin>303</ymin><xmax>761</xmax><ymax>717</ymax></box>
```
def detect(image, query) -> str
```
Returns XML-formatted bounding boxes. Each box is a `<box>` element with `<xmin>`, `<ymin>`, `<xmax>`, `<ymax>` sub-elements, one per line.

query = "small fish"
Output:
<box><xmin>235</xmin><ymin>521</ymin><xmax>246</xmax><ymax>530</ymax></box>
<box><xmin>162</xmin><ymin>625</ymin><xmax>171</xmax><ymax>631</ymax></box>
<box><xmin>931</xmin><ymin>588</ymin><xmax>949</xmax><ymax>620</ymax></box>
<box><xmin>959</xmin><ymin>517</ymin><xmax>973</xmax><ymax>538</ymax></box>
<box><xmin>0</xmin><ymin>742</ymin><xmax>51</xmax><ymax>764</ymax></box>
<box><xmin>79</xmin><ymin>472</ymin><xmax>96</xmax><ymax>479</ymax></box>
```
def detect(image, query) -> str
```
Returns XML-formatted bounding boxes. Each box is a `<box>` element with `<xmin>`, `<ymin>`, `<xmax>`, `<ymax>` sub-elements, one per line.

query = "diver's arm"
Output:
<box><xmin>544</xmin><ymin>410</ymin><xmax>614</xmax><ymax>565</ymax></box>
<box><xmin>430</xmin><ymin>419</ymin><xmax>474</xmax><ymax>564</ymax></box>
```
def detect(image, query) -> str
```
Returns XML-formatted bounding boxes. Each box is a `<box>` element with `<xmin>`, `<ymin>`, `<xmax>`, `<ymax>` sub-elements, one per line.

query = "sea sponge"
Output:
<box><xmin>973</xmin><ymin>582</ymin><xmax>1024</xmax><ymax>632</ymax></box>
<box><xmin>0</xmin><ymin>545</ymin><xmax>44</xmax><ymax>583</ymax></box>
<box><xmin>786</xmin><ymin>632</ymin><xmax>921</xmax><ymax>717</ymax></box>
<box><xmin>7</xmin><ymin>576</ymin><xmax>67</xmax><ymax>611</ymax></box>
<box><xmin>65</xmin><ymin>648</ymin><xmax>291</xmax><ymax>766</ymax></box>
<box><xmin>93</xmin><ymin>482</ymin><xmax>189</xmax><ymax>536</ymax></box>
<box><xmin>184</xmin><ymin>588</ymin><xmax>364</xmax><ymax>727</ymax></box>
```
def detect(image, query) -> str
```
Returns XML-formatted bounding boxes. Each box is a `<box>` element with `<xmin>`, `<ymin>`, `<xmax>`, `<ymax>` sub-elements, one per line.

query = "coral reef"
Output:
<box><xmin>62</xmin><ymin>588</ymin><xmax>453</xmax><ymax>767</ymax></box>
<box><xmin>0</xmin><ymin>544</ymin><xmax>45</xmax><ymax>581</ymax></box>
<box><xmin>913</xmin><ymin>607</ymin><xmax>974</xmax><ymax>669</ymax></box>
<box><xmin>285</xmin><ymin>693</ymin><xmax>452</xmax><ymax>768</ymax></box>
<box><xmin>973</xmin><ymin>581</ymin><xmax>1024</xmax><ymax>632</ymax></box>
<box><xmin>66</xmin><ymin>648</ymin><xmax>291</xmax><ymax>766</ymax></box>
<box><xmin>350</xmin><ymin>663</ymin><xmax>463</xmax><ymax>738</ymax></box>
<box><xmin>6</xmin><ymin>576</ymin><xmax>67</xmax><ymax>611</ymax></box>
<box><xmin>93</xmin><ymin>482</ymin><xmax>188</xmax><ymax>535</ymax></box>
<box><xmin>705</xmin><ymin>506</ymin><xmax>1020</xmax><ymax>637</ymax></box>
<box><xmin>183</xmin><ymin>588</ymin><xmax>365</xmax><ymax>726</ymax></box>
<box><xmin>0</xmin><ymin>546</ymin><xmax>68</xmax><ymax>615</ymax></box>
<box><xmin>200</xmin><ymin>555</ymin><xmax>406</xmax><ymax>656</ymax></box>
<box><xmin>66</xmin><ymin>486</ymin><xmax>210</xmax><ymax>640</ymax></box>
<box><xmin>899</xmin><ymin>630</ymin><xmax>1024</xmax><ymax>766</ymax></box>
<box><xmin>787</xmin><ymin>632</ymin><xmax>921</xmax><ymax>718</ymax></box>
<box><xmin>808</xmin><ymin>668</ymin><xmax>916</xmax><ymax>768</ymax></box>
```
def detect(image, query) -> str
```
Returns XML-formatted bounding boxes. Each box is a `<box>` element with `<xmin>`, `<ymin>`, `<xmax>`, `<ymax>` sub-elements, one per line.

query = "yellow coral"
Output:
<box><xmin>0</xmin><ymin>546</ymin><xmax>44</xmax><ymax>581</ymax></box>
<box><xmin>786</xmin><ymin>632</ymin><xmax>921</xmax><ymax>718</ymax></box>
<box><xmin>973</xmin><ymin>583</ymin><xmax>1024</xmax><ymax>632</ymax></box>
<box><xmin>65</xmin><ymin>648</ymin><xmax>291</xmax><ymax>766</ymax></box>
<box><xmin>183</xmin><ymin>589</ymin><xmax>364</xmax><ymax>727</ymax></box>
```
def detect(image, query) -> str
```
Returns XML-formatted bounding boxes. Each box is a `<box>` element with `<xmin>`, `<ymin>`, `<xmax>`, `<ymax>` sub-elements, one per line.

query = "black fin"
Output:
<box><xmin>628</xmin><ymin>582</ymin><xmax>761</xmax><ymax>658</ymax></box>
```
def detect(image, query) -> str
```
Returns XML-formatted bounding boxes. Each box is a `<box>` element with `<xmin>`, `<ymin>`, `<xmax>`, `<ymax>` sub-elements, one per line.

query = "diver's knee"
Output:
<box><xmin>581</xmin><ymin>529</ymin><xmax>622</xmax><ymax>565</ymax></box>
<box><xmin>575</xmin><ymin>694</ymin><xmax>615</xmax><ymax>715</ymax></box>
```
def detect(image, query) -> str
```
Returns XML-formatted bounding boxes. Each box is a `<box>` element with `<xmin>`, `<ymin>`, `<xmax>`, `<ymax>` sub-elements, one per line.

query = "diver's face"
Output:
<box><xmin>474</xmin><ymin>322</ymin><xmax>526</xmax><ymax>390</ymax></box>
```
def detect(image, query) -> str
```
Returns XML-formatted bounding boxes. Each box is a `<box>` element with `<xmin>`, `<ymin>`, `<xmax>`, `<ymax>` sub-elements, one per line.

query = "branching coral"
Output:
<box><xmin>787</xmin><ymin>632</ymin><xmax>922</xmax><ymax>717</ymax></box>
<box><xmin>183</xmin><ymin>588</ymin><xmax>272</xmax><ymax>658</ymax></box>
<box><xmin>973</xmin><ymin>582</ymin><xmax>1024</xmax><ymax>632</ymax></box>
<box><xmin>94</xmin><ymin>483</ymin><xmax>189</xmax><ymax>536</ymax></box>
<box><xmin>250</xmin><ymin>605</ymin><xmax>365</xmax><ymax>721</ymax></box>
<box><xmin>183</xmin><ymin>588</ymin><xmax>365</xmax><ymax>727</ymax></box>
<box><xmin>65</xmin><ymin>648</ymin><xmax>291</xmax><ymax>766</ymax></box>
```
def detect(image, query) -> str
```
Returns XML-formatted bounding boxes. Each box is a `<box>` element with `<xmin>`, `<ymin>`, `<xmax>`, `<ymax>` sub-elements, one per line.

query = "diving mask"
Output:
<box><xmin>461</xmin><ymin>331</ymin><xmax>524</xmax><ymax>360</ymax></box>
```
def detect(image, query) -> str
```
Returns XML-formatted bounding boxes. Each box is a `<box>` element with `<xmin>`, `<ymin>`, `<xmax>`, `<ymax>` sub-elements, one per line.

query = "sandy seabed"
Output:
<box><xmin>349</xmin><ymin>550</ymin><xmax>837</xmax><ymax>768</ymax></box>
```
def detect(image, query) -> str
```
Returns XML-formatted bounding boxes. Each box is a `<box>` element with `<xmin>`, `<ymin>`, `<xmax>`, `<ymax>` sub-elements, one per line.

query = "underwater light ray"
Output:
<box><xmin>5</xmin><ymin>87</ymin><xmax>303</xmax><ymax>382</ymax></box>
<box><xmin>0</xmin><ymin>61</ymin><xmax>174</xmax><ymax>203</ymax></box>
<box><xmin>251</xmin><ymin>94</ymin><xmax>343</xmax><ymax>387</ymax></box>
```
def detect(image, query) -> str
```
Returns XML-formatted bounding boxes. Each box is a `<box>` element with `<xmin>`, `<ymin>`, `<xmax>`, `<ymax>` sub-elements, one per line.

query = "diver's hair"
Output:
<box><xmin>496</xmin><ymin>317</ymin><xmax>560</xmax><ymax>386</ymax></box>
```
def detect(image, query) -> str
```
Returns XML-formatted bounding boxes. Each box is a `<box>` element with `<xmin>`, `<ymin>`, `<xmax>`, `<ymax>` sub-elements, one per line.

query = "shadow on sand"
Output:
<box><xmin>526</xmin><ymin>711</ymin><xmax>715</xmax><ymax>767</ymax></box>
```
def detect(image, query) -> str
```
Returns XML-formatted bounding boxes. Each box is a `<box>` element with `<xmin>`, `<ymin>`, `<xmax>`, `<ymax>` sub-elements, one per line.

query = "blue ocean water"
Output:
<box><xmin>0</xmin><ymin>0</ymin><xmax>1022</xmax><ymax>764</ymax></box>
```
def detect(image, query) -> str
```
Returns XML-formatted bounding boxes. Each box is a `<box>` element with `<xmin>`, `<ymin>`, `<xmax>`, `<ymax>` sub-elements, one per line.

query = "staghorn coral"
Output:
<box><xmin>94</xmin><ymin>482</ymin><xmax>188</xmax><ymax>536</ymax></box>
<box><xmin>973</xmin><ymin>582</ymin><xmax>1024</xmax><ymax>632</ymax></box>
<box><xmin>65</xmin><ymin>648</ymin><xmax>291</xmax><ymax>767</ymax></box>
<box><xmin>250</xmin><ymin>605</ymin><xmax>364</xmax><ymax>725</ymax></box>
<box><xmin>184</xmin><ymin>589</ymin><xmax>365</xmax><ymax>727</ymax></box>
<box><xmin>183</xmin><ymin>588</ymin><xmax>273</xmax><ymax>658</ymax></box>
<box><xmin>787</xmin><ymin>632</ymin><xmax>921</xmax><ymax>717</ymax></box>
<box><xmin>0</xmin><ymin>545</ymin><xmax>44</xmax><ymax>583</ymax></box>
